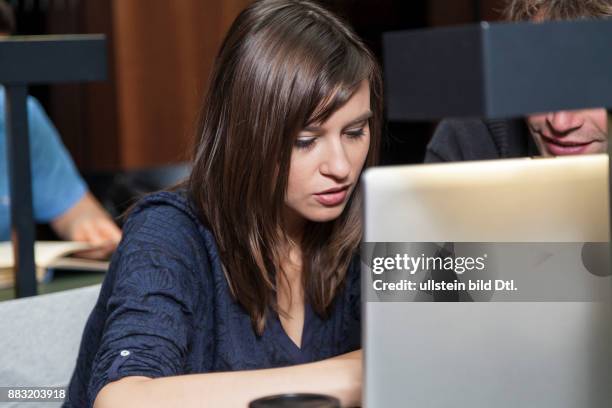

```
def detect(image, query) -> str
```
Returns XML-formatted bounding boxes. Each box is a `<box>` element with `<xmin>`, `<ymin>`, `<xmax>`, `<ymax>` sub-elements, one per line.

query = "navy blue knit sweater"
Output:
<box><xmin>64</xmin><ymin>191</ymin><xmax>361</xmax><ymax>407</ymax></box>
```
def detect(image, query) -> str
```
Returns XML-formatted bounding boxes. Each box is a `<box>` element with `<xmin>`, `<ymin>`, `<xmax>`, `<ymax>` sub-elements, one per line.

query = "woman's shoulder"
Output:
<box><xmin>125</xmin><ymin>189</ymin><xmax>203</xmax><ymax>233</ymax></box>
<box><xmin>117</xmin><ymin>189</ymin><xmax>218</xmax><ymax>267</ymax></box>
<box><xmin>103</xmin><ymin>190</ymin><xmax>222</xmax><ymax>307</ymax></box>
<box><xmin>127</xmin><ymin>189</ymin><xmax>198</xmax><ymax>222</ymax></box>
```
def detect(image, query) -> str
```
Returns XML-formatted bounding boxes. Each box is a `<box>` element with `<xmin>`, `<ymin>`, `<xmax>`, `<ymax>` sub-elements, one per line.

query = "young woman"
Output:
<box><xmin>64</xmin><ymin>0</ymin><xmax>382</xmax><ymax>406</ymax></box>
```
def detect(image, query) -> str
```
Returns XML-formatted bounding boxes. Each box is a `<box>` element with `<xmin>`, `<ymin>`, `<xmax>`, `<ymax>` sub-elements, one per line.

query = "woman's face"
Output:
<box><xmin>284</xmin><ymin>80</ymin><xmax>371</xmax><ymax>228</ymax></box>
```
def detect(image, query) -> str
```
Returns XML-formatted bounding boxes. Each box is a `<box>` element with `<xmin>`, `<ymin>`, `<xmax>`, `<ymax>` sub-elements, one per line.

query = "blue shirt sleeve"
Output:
<box><xmin>27</xmin><ymin>96</ymin><xmax>87</xmax><ymax>222</ymax></box>
<box><xmin>86</xmin><ymin>203</ymin><xmax>201</xmax><ymax>405</ymax></box>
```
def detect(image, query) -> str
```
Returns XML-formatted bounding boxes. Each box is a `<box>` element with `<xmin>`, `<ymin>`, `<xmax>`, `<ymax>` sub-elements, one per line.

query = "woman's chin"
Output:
<box><xmin>303</xmin><ymin>206</ymin><xmax>346</xmax><ymax>223</ymax></box>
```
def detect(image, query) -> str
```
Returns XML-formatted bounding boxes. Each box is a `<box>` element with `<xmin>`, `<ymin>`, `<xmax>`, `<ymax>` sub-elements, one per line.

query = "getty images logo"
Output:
<box><xmin>371</xmin><ymin>251</ymin><xmax>487</xmax><ymax>275</ymax></box>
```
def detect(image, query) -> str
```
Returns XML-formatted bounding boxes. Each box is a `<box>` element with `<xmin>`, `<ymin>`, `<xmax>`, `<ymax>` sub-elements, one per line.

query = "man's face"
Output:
<box><xmin>526</xmin><ymin>109</ymin><xmax>608</xmax><ymax>156</ymax></box>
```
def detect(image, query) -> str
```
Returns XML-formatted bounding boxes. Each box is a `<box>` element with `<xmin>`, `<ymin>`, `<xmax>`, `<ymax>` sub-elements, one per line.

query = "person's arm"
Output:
<box><xmin>50</xmin><ymin>191</ymin><xmax>121</xmax><ymax>258</ymax></box>
<box><xmin>95</xmin><ymin>350</ymin><xmax>362</xmax><ymax>408</ymax></box>
<box><xmin>25</xmin><ymin>95</ymin><xmax>121</xmax><ymax>256</ymax></box>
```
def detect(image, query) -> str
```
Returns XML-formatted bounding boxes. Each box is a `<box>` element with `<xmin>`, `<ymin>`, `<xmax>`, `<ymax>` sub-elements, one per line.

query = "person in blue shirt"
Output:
<box><xmin>65</xmin><ymin>0</ymin><xmax>382</xmax><ymax>406</ymax></box>
<box><xmin>0</xmin><ymin>1</ymin><xmax>121</xmax><ymax>256</ymax></box>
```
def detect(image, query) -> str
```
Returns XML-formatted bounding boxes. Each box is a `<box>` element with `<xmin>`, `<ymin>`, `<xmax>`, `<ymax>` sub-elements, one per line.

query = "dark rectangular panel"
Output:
<box><xmin>384</xmin><ymin>25</ymin><xmax>485</xmax><ymax>121</ymax></box>
<box><xmin>0</xmin><ymin>35</ymin><xmax>106</xmax><ymax>84</ymax></box>
<box><xmin>384</xmin><ymin>20</ymin><xmax>612</xmax><ymax>120</ymax></box>
<box><xmin>485</xmin><ymin>20</ymin><xmax>612</xmax><ymax>117</ymax></box>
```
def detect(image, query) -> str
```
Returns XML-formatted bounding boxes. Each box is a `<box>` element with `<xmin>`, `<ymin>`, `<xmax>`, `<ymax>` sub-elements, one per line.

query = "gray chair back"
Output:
<box><xmin>0</xmin><ymin>284</ymin><xmax>100</xmax><ymax>407</ymax></box>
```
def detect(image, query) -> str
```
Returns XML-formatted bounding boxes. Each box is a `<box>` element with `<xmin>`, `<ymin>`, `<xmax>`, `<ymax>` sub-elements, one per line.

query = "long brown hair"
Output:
<box><xmin>188</xmin><ymin>0</ymin><xmax>382</xmax><ymax>334</ymax></box>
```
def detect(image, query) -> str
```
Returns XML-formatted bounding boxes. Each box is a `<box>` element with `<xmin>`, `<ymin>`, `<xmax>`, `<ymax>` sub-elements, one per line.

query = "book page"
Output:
<box><xmin>0</xmin><ymin>241</ymin><xmax>95</xmax><ymax>269</ymax></box>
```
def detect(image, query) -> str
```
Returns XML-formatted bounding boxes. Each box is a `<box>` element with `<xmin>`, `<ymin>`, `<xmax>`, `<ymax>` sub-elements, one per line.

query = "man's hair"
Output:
<box><xmin>0</xmin><ymin>0</ymin><xmax>15</xmax><ymax>34</ymax></box>
<box><xmin>505</xmin><ymin>0</ymin><xmax>612</xmax><ymax>21</ymax></box>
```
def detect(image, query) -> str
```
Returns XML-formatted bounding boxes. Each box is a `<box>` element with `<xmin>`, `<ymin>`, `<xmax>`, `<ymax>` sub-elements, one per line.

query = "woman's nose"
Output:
<box><xmin>319</xmin><ymin>140</ymin><xmax>351</xmax><ymax>180</ymax></box>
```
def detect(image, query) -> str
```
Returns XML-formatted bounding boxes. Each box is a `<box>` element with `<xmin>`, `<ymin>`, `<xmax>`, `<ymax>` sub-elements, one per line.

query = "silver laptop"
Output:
<box><xmin>362</xmin><ymin>154</ymin><xmax>612</xmax><ymax>407</ymax></box>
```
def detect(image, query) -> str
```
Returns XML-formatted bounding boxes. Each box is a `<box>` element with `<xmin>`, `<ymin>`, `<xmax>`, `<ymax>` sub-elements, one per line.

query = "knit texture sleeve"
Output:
<box><xmin>86</xmin><ymin>201</ymin><xmax>205</xmax><ymax>406</ymax></box>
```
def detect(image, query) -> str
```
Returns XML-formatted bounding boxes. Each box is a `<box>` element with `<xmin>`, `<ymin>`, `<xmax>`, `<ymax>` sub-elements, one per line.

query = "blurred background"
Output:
<box><xmin>6</xmin><ymin>0</ymin><xmax>506</xmax><ymax>203</ymax></box>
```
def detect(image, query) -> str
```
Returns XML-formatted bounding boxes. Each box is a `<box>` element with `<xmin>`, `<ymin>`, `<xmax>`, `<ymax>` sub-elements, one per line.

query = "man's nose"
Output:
<box><xmin>546</xmin><ymin>111</ymin><xmax>584</xmax><ymax>135</ymax></box>
<box><xmin>320</xmin><ymin>140</ymin><xmax>351</xmax><ymax>180</ymax></box>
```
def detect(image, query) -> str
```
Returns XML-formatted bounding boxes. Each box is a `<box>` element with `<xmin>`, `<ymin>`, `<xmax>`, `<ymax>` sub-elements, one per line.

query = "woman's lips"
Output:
<box><xmin>541</xmin><ymin>136</ymin><xmax>597</xmax><ymax>156</ymax></box>
<box><xmin>314</xmin><ymin>186</ymin><xmax>349</xmax><ymax>206</ymax></box>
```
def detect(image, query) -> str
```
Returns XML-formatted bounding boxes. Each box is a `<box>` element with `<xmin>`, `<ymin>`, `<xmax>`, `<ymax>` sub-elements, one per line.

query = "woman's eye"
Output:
<box><xmin>345</xmin><ymin>128</ymin><xmax>366</xmax><ymax>139</ymax></box>
<box><xmin>295</xmin><ymin>136</ymin><xmax>316</xmax><ymax>150</ymax></box>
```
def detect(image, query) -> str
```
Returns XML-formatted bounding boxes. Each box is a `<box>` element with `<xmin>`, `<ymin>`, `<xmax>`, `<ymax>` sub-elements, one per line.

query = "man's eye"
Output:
<box><xmin>295</xmin><ymin>136</ymin><xmax>316</xmax><ymax>150</ymax></box>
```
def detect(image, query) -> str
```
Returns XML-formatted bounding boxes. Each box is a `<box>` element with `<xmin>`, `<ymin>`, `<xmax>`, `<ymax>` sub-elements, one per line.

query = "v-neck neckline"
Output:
<box><xmin>272</xmin><ymin>302</ymin><xmax>312</xmax><ymax>363</ymax></box>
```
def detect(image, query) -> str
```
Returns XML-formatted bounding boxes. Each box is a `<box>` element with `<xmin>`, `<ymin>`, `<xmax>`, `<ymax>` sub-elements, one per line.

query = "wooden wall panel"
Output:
<box><xmin>45</xmin><ymin>0</ymin><xmax>120</xmax><ymax>171</ymax></box>
<box><xmin>111</xmin><ymin>0</ymin><xmax>251</xmax><ymax>169</ymax></box>
<box><xmin>81</xmin><ymin>0</ymin><xmax>121</xmax><ymax>170</ymax></box>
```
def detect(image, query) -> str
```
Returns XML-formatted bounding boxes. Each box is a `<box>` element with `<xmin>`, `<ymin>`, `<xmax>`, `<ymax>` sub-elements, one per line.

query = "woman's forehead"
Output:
<box><xmin>305</xmin><ymin>80</ymin><xmax>370</xmax><ymax>127</ymax></box>
<box><xmin>304</xmin><ymin>81</ymin><xmax>371</xmax><ymax>131</ymax></box>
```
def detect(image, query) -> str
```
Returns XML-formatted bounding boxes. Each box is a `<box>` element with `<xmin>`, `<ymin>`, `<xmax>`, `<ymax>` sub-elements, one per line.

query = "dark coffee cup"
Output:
<box><xmin>249</xmin><ymin>393</ymin><xmax>340</xmax><ymax>407</ymax></box>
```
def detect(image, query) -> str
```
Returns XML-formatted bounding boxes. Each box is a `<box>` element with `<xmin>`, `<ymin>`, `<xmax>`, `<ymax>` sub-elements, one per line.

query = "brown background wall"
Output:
<box><xmin>38</xmin><ymin>0</ymin><xmax>251</xmax><ymax>171</ymax></box>
<box><xmin>111</xmin><ymin>0</ymin><xmax>251</xmax><ymax>169</ymax></box>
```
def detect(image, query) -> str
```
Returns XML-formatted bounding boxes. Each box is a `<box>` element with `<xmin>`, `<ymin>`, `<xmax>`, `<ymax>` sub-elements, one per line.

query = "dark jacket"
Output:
<box><xmin>425</xmin><ymin>118</ymin><xmax>539</xmax><ymax>163</ymax></box>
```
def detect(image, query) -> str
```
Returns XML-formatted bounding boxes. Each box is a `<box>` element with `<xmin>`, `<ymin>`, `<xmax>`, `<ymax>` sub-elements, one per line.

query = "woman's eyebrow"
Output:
<box><xmin>343</xmin><ymin>110</ymin><xmax>373</xmax><ymax>128</ymax></box>
<box><xmin>303</xmin><ymin>110</ymin><xmax>373</xmax><ymax>132</ymax></box>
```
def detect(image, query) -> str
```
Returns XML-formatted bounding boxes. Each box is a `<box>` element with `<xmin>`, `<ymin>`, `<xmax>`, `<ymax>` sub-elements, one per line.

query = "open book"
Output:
<box><xmin>0</xmin><ymin>241</ymin><xmax>109</xmax><ymax>289</ymax></box>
